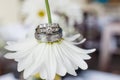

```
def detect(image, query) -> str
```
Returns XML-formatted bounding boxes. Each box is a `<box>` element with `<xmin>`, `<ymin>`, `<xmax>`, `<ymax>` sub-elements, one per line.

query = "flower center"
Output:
<box><xmin>37</xmin><ymin>38</ymin><xmax>64</xmax><ymax>45</ymax></box>
<box><xmin>47</xmin><ymin>38</ymin><xmax>64</xmax><ymax>44</ymax></box>
<box><xmin>38</xmin><ymin>10</ymin><xmax>46</xmax><ymax>18</ymax></box>
<box><xmin>33</xmin><ymin>73</ymin><xmax>61</xmax><ymax>79</ymax></box>
<box><xmin>34</xmin><ymin>73</ymin><xmax>40</xmax><ymax>79</ymax></box>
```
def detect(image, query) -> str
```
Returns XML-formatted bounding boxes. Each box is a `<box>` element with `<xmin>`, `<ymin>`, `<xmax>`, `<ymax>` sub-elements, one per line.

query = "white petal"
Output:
<box><xmin>61</xmin><ymin>42</ymin><xmax>91</xmax><ymax>60</ymax></box>
<box><xmin>4</xmin><ymin>53</ymin><xmax>17</xmax><ymax>59</ymax></box>
<box><xmin>5</xmin><ymin>50</ymin><xmax>29</xmax><ymax>60</ymax></box>
<box><xmin>4</xmin><ymin>44</ymin><xmax>39</xmax><ymax>61</ymax></box>
<box><xmin>53</xmin><ymin>44</ymin><xmax>67</xmax><ymax>76</ymax></box>
<box><xmin>39</xmin><ymin>64</ymin><xmax>47</xmax><ymax>79</ymax></box>
<box><xmin>5</xmin><ymin>38</ymin><xmax>37</xmax><ymax>51</ymax></box>
<box><xmin>58</xmin><ymin>44</ymin><xmax>79</xmax><ymax>71</ymax></box>
<box><xmin>17</xmin><ymin>53</ymin><xmax>33</xmax><ymax>72</ymax></box>
<box><xmin>70</xmin><ymin>61</ymin><xmax>79</xmax><ymax>70</ymax></box>
<box><xmin>60</xmin><ymin>43</ymin><xmax>88</xmax><ymax>70</ymax></box>
<box><xmin>56</xmin><ymin>44</ymin><xmax>77</xmax><ymax>76</ymax></box>
<box><xmin>71</xmin><ymin>38</ymin><xmax>86</xmax><ymax>45</ymax></box>
<box><xmin>17</xmin><ymin>44</ymin><xmax>41</xmax><ymax>72</ymax></box>
<box><xmin>45</xmin><ymin>45</ymin><xmax>57</xmax><ymax>80</ymax></box>
<box><xmin>65</xmin><ymin>34</ymin><xmax>81</xmax><ymax>41</ymax></box>
<box><xmin>23</xmin><ymin>43</ymin><xmax>47</xmax><ymax>79</ymax></box>
<box><xmin>63</xmin><ymin>40</ymin><xmax>96</xmax><ymax>54</ymax></box>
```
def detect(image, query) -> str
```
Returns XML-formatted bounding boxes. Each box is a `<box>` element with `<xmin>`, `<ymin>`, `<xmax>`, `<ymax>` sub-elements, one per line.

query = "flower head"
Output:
<box><xmin>5</xmin><ymin>23</ymin><xmax>95</xmax><ymax>80</ymax></box>
<box><xmin>22</xmin><ymin>0</ymin><xmax>59</xmax><ymax>26</ymax></box>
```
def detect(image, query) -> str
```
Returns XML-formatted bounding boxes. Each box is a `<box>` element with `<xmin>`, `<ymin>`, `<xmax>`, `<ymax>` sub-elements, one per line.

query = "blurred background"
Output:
<box><xmin>0</xmin><ymin>0</ymin><xmax>120</xmax><ymax>80</ymax></box>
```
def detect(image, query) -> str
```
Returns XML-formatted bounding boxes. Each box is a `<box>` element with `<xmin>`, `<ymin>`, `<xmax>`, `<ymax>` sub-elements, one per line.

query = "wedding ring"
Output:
<box><xmin>35</xmin><ymin>23</ymin><xmax>63</xmax><ymax>42</ymax></box>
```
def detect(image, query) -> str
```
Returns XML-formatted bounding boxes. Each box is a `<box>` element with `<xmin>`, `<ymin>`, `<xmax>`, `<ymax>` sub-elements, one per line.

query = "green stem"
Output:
<box><xmin>45</xmin><ymin>0</ymin><xmax>52</xmax><ymax>24</ymax></box>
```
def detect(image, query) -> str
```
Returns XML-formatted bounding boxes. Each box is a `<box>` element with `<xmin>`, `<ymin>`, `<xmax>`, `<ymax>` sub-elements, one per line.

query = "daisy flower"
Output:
<box><xmin>22</xmin><ymin>0</ymin><xmax>59</xmax><ymax>26</ymax></box>
<box><xmin>5</xmin><ymin>23</ymin><xmax>95</xmax><ymax>80</ymax></box>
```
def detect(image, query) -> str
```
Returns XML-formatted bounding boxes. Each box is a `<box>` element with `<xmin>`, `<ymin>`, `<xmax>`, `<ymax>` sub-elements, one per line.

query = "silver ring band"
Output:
<box><xmin>35</xmin><ymin>23</ymin><xmax>63</xmax><ymax>42</ymax></box>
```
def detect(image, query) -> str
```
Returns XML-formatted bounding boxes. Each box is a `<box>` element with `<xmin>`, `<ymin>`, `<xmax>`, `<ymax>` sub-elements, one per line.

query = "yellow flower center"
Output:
<box><xmin>34</xmin><ymin>73</ymin><xmax>40</xmax><ymax>79</ymax></box>
<box><xmin>47</xmin><ymin>38</ymin><xmax>64</xmax><ymax>45</ymax></box>
<box><xmin>37</xmin><ymin>10</ymin><xmax>46</xmax><ymax>18</ymax></box>
<box><xmin>37</xmin><ymin>38</ymin><xmax>64</xmax><ymax>45</ymax></box>
<box><xmin>34</xmin><ymin>73</ymin><xmax>61</xmax><ymax>80</ymax></box>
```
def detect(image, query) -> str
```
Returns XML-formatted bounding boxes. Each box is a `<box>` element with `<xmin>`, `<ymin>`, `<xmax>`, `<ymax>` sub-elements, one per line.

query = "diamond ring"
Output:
<box><xmin>35</xmin><ymin>23</ymin><xmax>63</xmax><ymax>42</ymax></box>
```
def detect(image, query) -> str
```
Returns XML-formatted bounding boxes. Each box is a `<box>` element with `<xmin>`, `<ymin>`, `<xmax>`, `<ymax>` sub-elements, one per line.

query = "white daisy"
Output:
<box><xmin>22</xmin><ymin>0</ymin><xmax>59</xmax><ymax>26</ymax></box>
<box><xmin>5</xmin><ymin>23</ymin><xmax>95</xmax><ymax>80</ymax></box>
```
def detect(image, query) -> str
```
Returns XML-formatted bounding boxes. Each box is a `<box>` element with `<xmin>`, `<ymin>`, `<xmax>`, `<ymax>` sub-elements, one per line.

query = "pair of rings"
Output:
<box><xmin>35</xmin><ymin>23</ymin><xmax>63</xmax><ymax>42</ymax></box>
